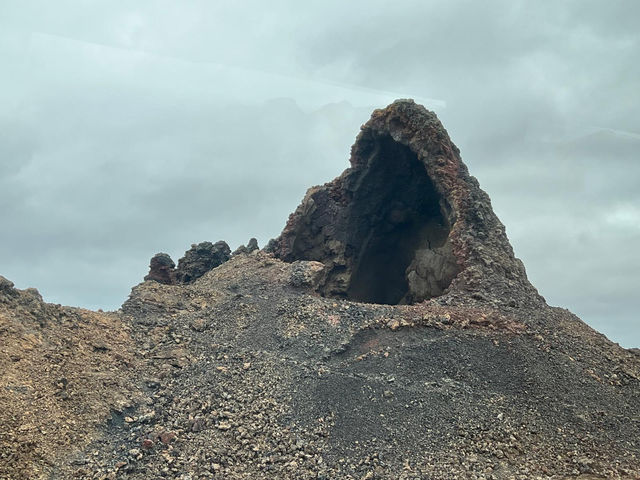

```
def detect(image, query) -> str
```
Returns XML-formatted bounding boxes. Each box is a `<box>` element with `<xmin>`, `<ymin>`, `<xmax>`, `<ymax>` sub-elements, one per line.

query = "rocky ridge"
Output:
<box><xmin>1</xmin><ymin>100</ymin><xmax>640</xmax><ymax>480</ymax></box>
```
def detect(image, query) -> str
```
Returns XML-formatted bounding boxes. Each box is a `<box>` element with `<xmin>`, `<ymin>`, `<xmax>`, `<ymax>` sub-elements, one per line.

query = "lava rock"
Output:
<box><xmin>0</xmin><ymin>275</ymin><xmax>19</xmax><ymax>303</ymax></box>
<box><xmin>144</xmin><ymin>253</ymin><xmax>177</xmax><ymax>285</ymax></box>
<box><xmin>272</xmin><ymin>99</ymin><xmax>542</xmax><ymax>307</ymax></box>
<box><xmin>175</xmin><ymin>241</ymin><xmax>231</xmax><ymax>284</ymax></box>
<box><xmin>0</xmin><ymin>275</ymin><xmax>15</xmax><ymax>291</ymax></box>
<box><xmin>247</xmin><ymin>237</ymin><xmax>259</xmax><ymax>252</ymax></box>
<box><xmin>233</xmin><ymin>238</ymin><xmax>259</xmax><ymax>256</ymax></box>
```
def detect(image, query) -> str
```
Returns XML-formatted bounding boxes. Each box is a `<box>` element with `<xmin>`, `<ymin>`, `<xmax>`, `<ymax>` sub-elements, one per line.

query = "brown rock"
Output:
<box><xmin>175</xmin><ymin>241</ymin><xmax>231</xmax><ymax>284</ymax></box>
<box><xmin>144</xmin><ymin>253</ymin><xmax>176</xmax><ymax>285</ymax></box>
<box><xmin>272</xmin><ymin>99</ymin><xmax>541</xmax><ymax>306</ymax></box>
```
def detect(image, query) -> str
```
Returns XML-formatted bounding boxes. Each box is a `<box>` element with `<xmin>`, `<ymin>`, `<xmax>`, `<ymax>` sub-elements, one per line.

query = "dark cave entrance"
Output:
<box><xmin>345</xmin><ymin>135</ymin><xmax>455</xmax><ymax>305</ymax></box>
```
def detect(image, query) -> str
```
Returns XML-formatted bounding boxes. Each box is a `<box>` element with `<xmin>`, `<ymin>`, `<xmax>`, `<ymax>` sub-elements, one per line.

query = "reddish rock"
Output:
<box><xmin>272</xmin><ymin>99</ymin><xmax>542</xmax><ymax>307</ymax></box>
<box><xmin>144</xmin><ymin>253</ymin><xmax>176</xmax><ymax>285</ymax></box>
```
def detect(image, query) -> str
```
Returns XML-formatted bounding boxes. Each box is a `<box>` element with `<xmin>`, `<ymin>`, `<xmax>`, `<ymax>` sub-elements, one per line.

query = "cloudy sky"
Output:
<box><xmin>1</xmin><ymin>1</ymin><xmax>638</xmax><ymax>347</ymax></box>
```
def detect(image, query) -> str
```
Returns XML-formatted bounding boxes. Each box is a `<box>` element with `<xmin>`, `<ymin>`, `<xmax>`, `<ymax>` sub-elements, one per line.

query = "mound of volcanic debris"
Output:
<box><xmin>0</xmin><ymin>276</ymin><xmax>142</xmax><ymax>480</ymax></box>
<box><xmin>2</xmin><ymin>100</ymin><xmax>640</xmax><ymax>480</ymax></box>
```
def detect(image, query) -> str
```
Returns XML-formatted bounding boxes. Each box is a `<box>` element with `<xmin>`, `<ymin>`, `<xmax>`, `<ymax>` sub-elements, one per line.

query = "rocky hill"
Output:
<box><xmin>2</xmin><ymin>100</ymin><xmax>640</xmax><ymax>480</ymax></box>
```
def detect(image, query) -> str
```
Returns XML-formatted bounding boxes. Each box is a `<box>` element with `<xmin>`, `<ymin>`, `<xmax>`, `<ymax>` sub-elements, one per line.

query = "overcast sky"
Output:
<box><xmin>1</xmin><ymin>1</ymin><xmax>638</xmax><ymax>347</ymax></box>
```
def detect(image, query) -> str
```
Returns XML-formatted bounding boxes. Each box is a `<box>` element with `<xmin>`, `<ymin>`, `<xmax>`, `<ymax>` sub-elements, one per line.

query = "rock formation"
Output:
<box><xmin>144</xmin><ymin>253</ymin><xmax>176</xmax><ymax>284</ymax></box>
<box><xmin>2</xmin><ymin>100</ymin><xmax>640</xmax><ymax>480</ymax></box>
<box><xmin>144</xmin><ymin>241</ymin><xmax>232</xmax><ymax>286</ymax></box>
<box><xmin>232</xmin><ymin>238</ymin><xmax>259</xmax><ymax>256</ymax></box>
<box><xmin>174</xmin><ymin>241</ymin><xmax>231</xmax><ymax>284</ymax></box>
<box><xmin>272</xmin><ymin>99</ymin><xmax>539</xmax><ymax>307</ymax></box>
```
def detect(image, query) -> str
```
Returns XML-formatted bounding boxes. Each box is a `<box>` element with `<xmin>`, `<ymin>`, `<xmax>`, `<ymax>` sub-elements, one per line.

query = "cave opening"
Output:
<box><xmin>345</xmin><ymin>135</ymin><xmax>456</xmax><ymax>305</ymax></box>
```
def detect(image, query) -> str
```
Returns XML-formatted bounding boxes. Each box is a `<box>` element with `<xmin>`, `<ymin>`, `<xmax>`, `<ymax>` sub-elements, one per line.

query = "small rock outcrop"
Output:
<box><xmin>144</xmin><ymin>253</ymin><xmax>176</xmax><ymax>284</ymax></box>
<box><xmin>272</xmin><ymin>99</ymin><xmax>540</xmax><ymax>306</ymax></box>
<box><xmin>174</xmin><ymin>241</ymin><xmax>231</xmax><ymax>284</ymax></box>
<box><xmin>232</xmin><ymin>238</ymin><xmax>259</xmax><ymax>256</ymax></box>
<box><xmin>144</xmin><ymin>241</ymin><xmax>231</xmax><ymax>285</ymax></box>
<box><xmin>0</xmin><ymin>275</ymin><xmax>18</xmax><ymax>302</ymax></box>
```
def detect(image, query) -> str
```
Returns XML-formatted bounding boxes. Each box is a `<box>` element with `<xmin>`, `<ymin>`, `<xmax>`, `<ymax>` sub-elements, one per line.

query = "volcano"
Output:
<box><xmin>1</xmin><ymin>100</ymin><xmax>639</xmax><ymax>480</ymax></box>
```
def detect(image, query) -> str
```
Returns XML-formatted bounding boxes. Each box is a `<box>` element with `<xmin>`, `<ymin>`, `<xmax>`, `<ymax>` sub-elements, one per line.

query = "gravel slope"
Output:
<box><xmin>4</xmin><ymin>251</ymin><xmax>639</xmax><ymax>479</ymax></box>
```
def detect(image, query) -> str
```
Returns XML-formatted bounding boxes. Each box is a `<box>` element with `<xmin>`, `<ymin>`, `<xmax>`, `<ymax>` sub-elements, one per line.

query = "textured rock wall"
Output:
<box><xmin>273</xmin><ymin>99</ymin><xmax>541</xmax><ymax>306</ymax></box>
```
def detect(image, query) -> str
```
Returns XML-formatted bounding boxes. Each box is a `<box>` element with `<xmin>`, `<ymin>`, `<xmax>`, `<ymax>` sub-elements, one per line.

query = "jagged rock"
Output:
<box><xmin>272</xmin><ymin>99</ymin><xmax>540</xmax><ymax>306</ymax></box>
<box><xmin>233</xmin><ymin>246</ymin><xmax>246</xmax><ymax>256</ymax></box>
<box><xmin>144</xmin><ymin>242</ymin><xmax>232</xmax><ymax>285</ymax></box>
<box><xmin>144</xmin><ymin>253</ymin><xmax>176</xmax><ymax>285</ymax></box>
<box><xmin>23</xmin><ymin>287</ymin><xmax>43</xmax><ymax>302</ymax></box>
<box><xmin>247</xmin><ymin>237</ymin><xmax>259</xmax><ymax>252</ymax></box>
<box><xmin>174</xmin><ymin>241</ymin><xmax>231</xmax><ymax>284</ymax></box>
<box><xmin>232</xmin><ymin>238</ymin><xmax>259</xmax><ymax>256</ymax></box>
<box><xmin>0</xmin><ymin>275</ymin><xmax>18</xmax><ymax>303</ymax></box>
<box><xmin>0</xmin><ymin>276</ymin><xmax>41</xmax><ymax>305</ymax></box>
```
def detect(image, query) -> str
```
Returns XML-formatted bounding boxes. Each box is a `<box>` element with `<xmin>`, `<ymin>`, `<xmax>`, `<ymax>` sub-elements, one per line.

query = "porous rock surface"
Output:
<box><xmin>144</xmin><ymin>253</ymin><xmax>176</xmax><ymax>284</ymax></box>
<box><xmin>145</xmin><ymin>241</ymin><xmax>232</xmax><ymax>285</ymax></box>
<box><xmin>272</xmin><ymin>100</ymin><xmax>540</xmax><ymax>307</ymax></box>
<box><xmin>1</xmin><ymin>101</ymin><xmax>640</xmax><ymax>480</ymax></box>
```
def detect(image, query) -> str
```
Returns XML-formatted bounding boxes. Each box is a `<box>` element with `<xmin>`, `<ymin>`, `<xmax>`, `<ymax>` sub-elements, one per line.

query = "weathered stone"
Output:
<box><xmin>144</xmin><ymin>241</ymin><xmax>232</xmax><ymax>285</ymax></box>
<box><xmin>144</xmin><ymin>253</ymin><xmax>176</xmax><ymax>285</ymax></box>
<box><xmin>0</xmin><ymin>275</ymin><xmax>15</xmax><ymax>291</ymax></box>
<box><xmin>23</xmin><ymin>288</ymin><xmax>43</xmax><ymax>302</ymax></box>
<box><xmin>175</xmin><ymin>241</ymin><xmax>231</xmax><ymax>284</ymax></box>
<box><xmin>233</xmin><ymin>238</ymin><xmax>259</xmax><ymax>256</ymax></box>
<box><xmin>247</xmin><ymin>238</ymin><xmax>259</xmax><ymax>252</ymax></box>
<box><xmin>0</xmin><ymin>275</ymin><xmax>19</xmax><ymax>304</ymax></box>
<box><xmin>272</xmin><ymin>99</ymin><xmax>541</xmax><ymax>306</ymax></box>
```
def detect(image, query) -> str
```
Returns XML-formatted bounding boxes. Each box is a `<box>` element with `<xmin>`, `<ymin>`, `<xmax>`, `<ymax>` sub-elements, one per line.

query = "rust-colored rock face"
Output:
<box><xmin>273</xmin><ymin>99</ymin><xmax>540</xmax><ymax>306</ymax></box>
